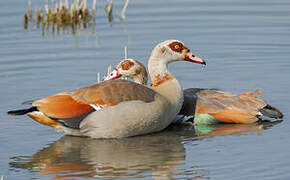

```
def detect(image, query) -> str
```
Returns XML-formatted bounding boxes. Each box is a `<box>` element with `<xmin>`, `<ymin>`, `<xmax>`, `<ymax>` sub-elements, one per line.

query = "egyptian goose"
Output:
<box><xmin>105</xmin><ymin>58</ymin><xmax>283</xmax><ymax>125</ymax></box>
<box><xmin>7</xmin><ymin>40</ymin><xmax>205</xmax><ymax>138</ymax></box>
<box><xmin>104</xmin><ymin>58</ymin><xmax>148</xmax><ymax>85</ymax></box>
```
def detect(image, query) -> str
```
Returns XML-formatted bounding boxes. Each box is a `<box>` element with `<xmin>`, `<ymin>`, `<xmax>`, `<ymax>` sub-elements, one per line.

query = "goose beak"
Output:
<box><xmin>104</xmin><ymin>68</ymin><xmax>121</xmax><ymax>81</ymax></box>
<box><xmin>184</xmin><ymin>52</ymin><xmax>206</xmax><ymax>65</ymax></box>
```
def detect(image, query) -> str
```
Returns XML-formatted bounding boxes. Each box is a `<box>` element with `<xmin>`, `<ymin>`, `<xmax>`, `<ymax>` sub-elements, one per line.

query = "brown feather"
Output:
<box><xmin>33</xmin><ymin>92</ymin><xmax>93</xmax><ymax>119</ymax></box>
<box><xmin>209</xmin><ymin>108</ymin><xmax>259</xmax><ymax>123</ymax></box>
<box><xmin>32</xmin><ymin>80</ymin><xmax>156</xmax><ymax>120</ymax></box>
<box><xmin>150</xmin><ymin>74</ymin><xmax>174</xmax><ymax>87</ymax></box>
<box><xmin>28</xmin><ymin>112</ymin><xmax>63</xmax><ymax>130</ymax></box>
<box><xmin>182</xmin><ymin>88</ymin><xmax>268</xmax><ymax>123</ymax></box>
<box><xmin>71</xmin><ymin>80</ymin><xmax>156</xmax><ymax>105</ymax></box>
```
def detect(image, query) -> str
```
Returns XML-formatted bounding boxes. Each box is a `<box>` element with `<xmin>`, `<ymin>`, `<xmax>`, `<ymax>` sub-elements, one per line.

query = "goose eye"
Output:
<box><xmin>122</xmin><ymin>63</ymin><xmax>129</xmax><ymax>70</ymax></box>
<box><xmin>121</xmin><ymin>60</ymin><xmax>134</xmax><ymax>70</ymax></box>
<box><xmin>169</xmin><ymin>42</ymin><xmax>183</xmax><ymax>53</ymax></box>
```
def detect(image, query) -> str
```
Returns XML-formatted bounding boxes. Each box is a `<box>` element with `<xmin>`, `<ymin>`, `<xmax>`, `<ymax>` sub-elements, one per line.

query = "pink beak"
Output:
<box><xmin>103</xmin><ymin>68</ymin><xmax>121</xmax><ymax>81</ymax></box>
<box><xmin>184</xmin><ymin>52</ymin><xmax>206</xmax><ymax>65</ymax></box>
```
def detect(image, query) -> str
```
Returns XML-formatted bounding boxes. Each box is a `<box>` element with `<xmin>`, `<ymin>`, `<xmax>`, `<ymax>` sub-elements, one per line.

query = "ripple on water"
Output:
<box><xmin>1</xmin><ymin>0</ymin><xmax>290</xmax><ymax>179</ymax></box>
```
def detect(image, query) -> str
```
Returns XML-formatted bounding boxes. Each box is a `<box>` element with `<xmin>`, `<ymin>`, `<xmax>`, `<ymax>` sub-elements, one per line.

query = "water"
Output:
<box><xmin>1</xmin><ymin>0</ymin><xmax>290</xmax><ymax>179</ymax></box>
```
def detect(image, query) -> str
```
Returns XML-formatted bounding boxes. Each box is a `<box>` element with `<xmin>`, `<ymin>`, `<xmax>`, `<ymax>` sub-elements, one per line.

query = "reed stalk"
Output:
<box><xmin>25</xmin><ymin>0</ymin><xmax>100</xmax><ymax>36</ymax></box>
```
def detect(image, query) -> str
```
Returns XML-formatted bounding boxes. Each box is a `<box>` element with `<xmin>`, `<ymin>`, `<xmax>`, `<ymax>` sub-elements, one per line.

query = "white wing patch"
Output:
<box><xmin>90</xmin><ymin>104</ymin><xmax>103</xmax><ymax>111</ymax></box>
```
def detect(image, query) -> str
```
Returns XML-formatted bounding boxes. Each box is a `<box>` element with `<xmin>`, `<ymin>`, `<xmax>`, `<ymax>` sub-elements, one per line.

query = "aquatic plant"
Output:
<box><xmin>24</xmin><ymin>0</ymin><xmax>130</xmax><ymax>36</ymax></box>
<box><xmin>24</xmin><ymin>0</ymin><xmax>96</xmax><ymax>35</ymax></box>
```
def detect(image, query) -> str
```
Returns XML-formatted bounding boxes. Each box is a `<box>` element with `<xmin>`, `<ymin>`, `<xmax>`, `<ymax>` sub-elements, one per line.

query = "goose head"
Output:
<box><xmin>150</xmin><ymin>40</ymin><xmax>206</xmax><ymax>65</ymax></box>
<box><xmin>104</xmin><ymin>58</ymin><xmax>148</xmax><ymax>85</ymax></box>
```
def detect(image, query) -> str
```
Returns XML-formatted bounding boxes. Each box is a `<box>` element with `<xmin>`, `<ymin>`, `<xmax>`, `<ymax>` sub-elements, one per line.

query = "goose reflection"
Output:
<box><xmin>10</xmin><ymin>131</ymin><xmax>187</xmax><ymax>179</ymax></box>
<box><xmin>10</xmin><ymin>120</ymin><xmax>281</xmax><ymax>179</ymax></box>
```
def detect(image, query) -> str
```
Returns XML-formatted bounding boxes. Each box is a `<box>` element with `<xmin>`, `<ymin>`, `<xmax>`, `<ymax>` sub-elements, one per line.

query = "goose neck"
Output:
<box><xmin>133</xmin><ymin>70</ymin><xmax>148</xmax><ymax>85</ymax></box>
<box><xmin>148</xmin><ymin>56</ymin><xmax>173</xmax><ymax>87</ymax></box>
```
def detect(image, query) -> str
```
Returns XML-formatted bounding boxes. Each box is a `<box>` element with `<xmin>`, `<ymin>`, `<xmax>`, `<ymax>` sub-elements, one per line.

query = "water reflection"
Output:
<box><xmin>10</xmin><ymin>120</ymin><xmax>281</xmax><ymax>179</ymax></box>
<box><xmin>193</xmin><ymin>119</ymin><xmax>282</xmax><ymax>137</ymax></box>
<box><xmin>10</xmin><ymin>131</ymin><xmax>186</xmax><ymax>179</ymax></box>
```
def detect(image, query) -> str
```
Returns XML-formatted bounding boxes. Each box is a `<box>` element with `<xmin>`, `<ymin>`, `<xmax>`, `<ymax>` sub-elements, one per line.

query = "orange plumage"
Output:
<box><xmin>33</xmin><ymin>92</ymin><xmax>93</xmax><ymax>119</ymax></box>
<box><xmin>181</xmin><ymin>88</ymin><xmax>282</xmax><ymax>124</ymax></box>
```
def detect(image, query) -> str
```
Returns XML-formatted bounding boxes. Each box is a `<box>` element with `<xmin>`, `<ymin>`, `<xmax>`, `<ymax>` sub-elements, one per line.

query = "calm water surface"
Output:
<box><xmin>1</xmin><ymin>0</ymin><xmax>290</xmax><ymax>179</ymax></box>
